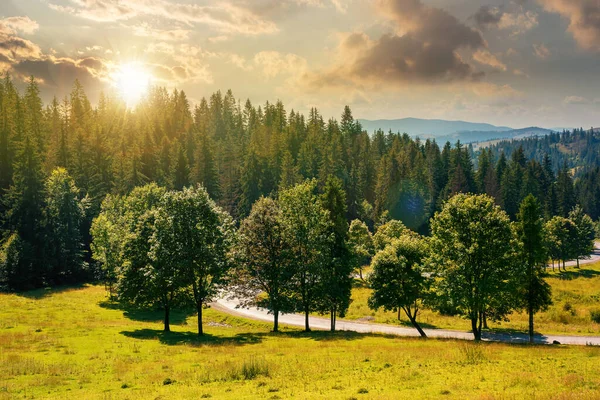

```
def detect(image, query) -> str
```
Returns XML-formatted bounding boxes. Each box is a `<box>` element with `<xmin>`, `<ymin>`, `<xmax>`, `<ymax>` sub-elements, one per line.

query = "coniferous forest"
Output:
<box><xmin>0</xmin><ymin>76</ymin><xmax>598</xmax><ymax>295</ymax></box>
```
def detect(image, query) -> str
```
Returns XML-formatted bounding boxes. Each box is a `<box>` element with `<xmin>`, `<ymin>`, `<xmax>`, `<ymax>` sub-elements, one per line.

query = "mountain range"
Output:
<box><xmin>358</xmin><ymin>118</ymin><xmax>555</xmax><ymax>144</ymax></box>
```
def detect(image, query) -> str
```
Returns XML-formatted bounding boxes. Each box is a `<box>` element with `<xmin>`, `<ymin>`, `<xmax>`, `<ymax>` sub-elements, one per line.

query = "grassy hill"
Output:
<box><xmin>2</xmin><ymin>266</ymin><xmax>600</xmax><ymax>399</ymax></box>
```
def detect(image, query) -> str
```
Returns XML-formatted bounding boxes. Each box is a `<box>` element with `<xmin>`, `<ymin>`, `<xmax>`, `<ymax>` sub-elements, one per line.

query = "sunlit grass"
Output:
<box><xmin>2</xmin><ymin>285</ymin><xmax>600</xmax><ymax>398</ymax></box>
<box><xmin>345</xmin><ymin>261</ymin><xmax>600</xmax><ymax>335</ymax></box>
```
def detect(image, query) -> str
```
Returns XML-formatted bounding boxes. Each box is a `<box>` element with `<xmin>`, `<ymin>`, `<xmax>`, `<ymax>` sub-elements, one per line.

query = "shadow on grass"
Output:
<box><xmin>120</xmin><ymin>329</ymin><xmax>265</xmax><ymax>346</ymax></box>
<box><xmin>555</xmin><ymin>268</ymin><xmax>600</xmax><ymax>281</ymax></box>
<box><xmin>15</xmin><ymin>283</ymin><xmax>87</xmax><ymax>300</ymax></box>
<box><xmin>99</xmin><ymin>300</ymin><xmax>196</xmax><ymax>325</ymax></box>
<box><xmin>120</xmin><ymin>327</ymin><xmax>406</xmax><ymax>347</ymax></box>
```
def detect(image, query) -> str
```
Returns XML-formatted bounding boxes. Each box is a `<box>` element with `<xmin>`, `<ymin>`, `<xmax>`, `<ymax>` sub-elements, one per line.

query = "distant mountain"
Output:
<box><xmin>357</xmin><ymin>118</ymin><xmax>554</xmax><ymax>144</ymax></box>
<box><xmin>358</xmin><ymin>118</ymin><xmax>513</xmax><ymax>137</ymax></box>
<box><xmin>437</xmin><ymin>127</ymin><xmax>555</xmax><ymax>145</ymax></box>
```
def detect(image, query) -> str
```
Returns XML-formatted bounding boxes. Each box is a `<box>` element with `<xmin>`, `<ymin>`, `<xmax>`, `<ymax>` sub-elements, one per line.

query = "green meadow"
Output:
<box><xmin>2</xmin><ymin>276</ymin><xmax>600</xmax><ymax>400</ymax></box>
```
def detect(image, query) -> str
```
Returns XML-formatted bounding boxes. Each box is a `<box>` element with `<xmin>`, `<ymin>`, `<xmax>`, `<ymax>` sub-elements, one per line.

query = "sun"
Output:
<box><xmin>111</xmin><ymin>62</ymin><xmax>152</xmax><ymax>107</ymax></box>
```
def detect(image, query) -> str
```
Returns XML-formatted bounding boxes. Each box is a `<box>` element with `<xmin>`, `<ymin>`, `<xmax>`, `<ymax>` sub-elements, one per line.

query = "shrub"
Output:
<box><xmin>458</xmin><ymin>342</ymin><xmax>486</xmax><ymax>365</ymax></box>
<box><xmin>590</xmin><ymin>309</ymin><xmax>600</xmax><ymax>324</ymax></box>
<box><xmin>225</xmin><ymin>357</ymin><xmax>270</xmax><ymax>381</ymax></box>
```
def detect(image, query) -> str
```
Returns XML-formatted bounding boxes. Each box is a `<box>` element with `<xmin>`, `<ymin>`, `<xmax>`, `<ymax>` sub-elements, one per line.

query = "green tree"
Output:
<box><xmin>319</xmin><ymin>177</ymin><xmax>353</xmax><ymax>331</ymax></box>
<box><xmin>347</xmin><ymin>219</ymin><xmax>374</xmax><ymax>280</ymax></box>
<box><xmin>151</xmin><ymin>186</ymin><xmax>233</xmax><ymax>335</ymax></box>
<box><xmin>368</xmin><ymin>234</ymin><xmax>429</xmax><ymax>337</ymax></box>
<box><xmin>545</xmin><ymin>216</ymin><xmax>577</xmax><ymax>271</ymax></box>
<box><xmin>515</xmin><ymin>195</ymin><xmax>552</xmax><ymax>343</ymax></box>
<box><xmin>279</xmin><ymin>180</ymin><xmax>332</xmax><ymax>331</ymax></box>
<box><xmin>373</xmin><ymin>219</ymin><xmax>409</xmax><ymax>251</ymax></box>
<box><xmin>44</xmin><ymin>168</ymin><xmax>87</xmax><ymax>284</ymax></box>
<box><xmin>429</xmin><ymin>194</ymin><xmax>516</xmax><ymax>341</ymax></box>
<box><xmin>568</xmin><ymin>205</ymin><xmax>595</xmax><ymax>268</ymax></box>
<box><xmin>233</xmin><ymin>197</ymin><xmax>293</xmax><ymax>332</ymax></box>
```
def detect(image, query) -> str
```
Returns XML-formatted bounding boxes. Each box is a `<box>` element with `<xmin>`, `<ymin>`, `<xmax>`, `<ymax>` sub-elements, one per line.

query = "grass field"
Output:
<box><xmin>2</xmin><ymin>286</ymin><xmax>600</xmax><ymax>399</ymax></box>
<box><xmin>345</xmin><ymin>261</ymin><xmax>600</xmax><ymax>336</ymax></box>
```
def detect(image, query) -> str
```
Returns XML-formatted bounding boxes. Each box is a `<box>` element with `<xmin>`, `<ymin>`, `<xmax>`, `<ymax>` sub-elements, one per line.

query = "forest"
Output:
<box><xmin>0</xmin><ymin>76</ymin><xmax>597</xmax><ymax>343</ymax></box>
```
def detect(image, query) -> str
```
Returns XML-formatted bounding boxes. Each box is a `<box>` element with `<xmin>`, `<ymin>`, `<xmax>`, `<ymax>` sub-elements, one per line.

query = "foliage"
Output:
<box><xmin>568</xmin><ymin>205</ymin><xmax>596</xmax><ymax>267</ymax></box>
<box><xmin>373</xmin><ymin>219</ymin><xmax>410</xmax><ymax>251</ymax></box>
<box><xmin>44</xmin><ymin>168</ymin><xmax>88</xmax><ymax>284</ymax></box>
<box><xmin>278</xmin><ymin>180</ymin><xmax>333</xmax><ymax>331</ymax></box>
<box><xmin>232</xmin><ymin>197</ymin><xmax>294</xmax><ymax>332</ymax></box>
<box><xmin>368</xmin><ymin>234</ymin><xmax>430</xmax><ymax>337</ymax></box>
<box><xmin>151</xmin><ymin>186</ymin><xmax>234</xmax><ymax>334</ymax></box>
<box><xmin>514</xmin><ymin>194</ymin><xmax>552</xmax><ymax>342</ymax></box>
<box><xmin>545</xmin><ymin>216</ymin><xmax>578</xmax><ymax>269</ymax></box>
<box><xmin>429</xmin><ymin>194</ymin><xmax>517</xmax><ymax>340</ymax></box>
<box><xmin>347</xmin><ymin>219</ymin><xmax>374</xmax><ymax>279</ymax></box>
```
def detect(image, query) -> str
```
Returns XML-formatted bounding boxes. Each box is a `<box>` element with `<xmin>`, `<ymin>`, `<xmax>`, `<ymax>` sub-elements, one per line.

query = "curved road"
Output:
<box><xmin>214</xmin><ymin>298</ymin><xmax>600</xmax><ymax>346</ymax></box>
<box><xmin>215</xmin><ymin>243</ymin><xmax>600</xmax><ymax>346</ymax></box>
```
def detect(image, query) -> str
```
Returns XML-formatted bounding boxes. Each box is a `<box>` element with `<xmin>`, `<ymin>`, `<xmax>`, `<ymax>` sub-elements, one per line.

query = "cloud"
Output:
<box><xmin>473</xmin><ymin>50</ymin><xmax>507</xmax><ymax>71</ymax></box>
<box><xmin>10</xmin><ymin>56</ymin><xmax>110</xmax><ymax>89</ymax></box>
<box><xmin>537</xmin><ymin>0</ymin><xmax>600</xmax><ymax>51</ymax></box>
<box><xmin>563</xmin><ymin>95</ymin><xmax>590</xmax><ymax>105</ymax></box>
<box><xmin>131</xmin><ymin>23</ymin><xmax>191</xmax><ymax>41</ymax></box>
<box><xmin>0</xmin><ymin>16</ymin><xmax>40</xmax><ymax>35</ymax></box>
<box><xmin>253</xmin><ymin>51</ymin><xmax>308</xmax><ymax>78</ymax></box>
<box><xmin>471</xmin><ymin>6</ymin><xmax>538</xmax><ymax>35</ymax></box>
<box><xmin>49</xmin><ymin>0</ymin><xmax>278</xmax><ymax>35</ymax></box>
<box><xmin>0</xmin><ymin>17</ymin><xmax>43</xmax><ymax>63</ymax></box>
<box><xmin>533</xmin><ymin>43</ymin><xmax>551</xmax><ymax>58</ymax></box>
<box><xmin>498</xmin><ymin>11</ymin><xmax>538</xmax><ymax>35</ymax></box>
<box><xmin>472</xmin><ymin>6</ymin><xmax>502</xmax><ymax>28</ymax></box>
<box><xmin>306</xmin><ymin>0</ymin><xmax>486</xmax><ymax>88</ymax></box>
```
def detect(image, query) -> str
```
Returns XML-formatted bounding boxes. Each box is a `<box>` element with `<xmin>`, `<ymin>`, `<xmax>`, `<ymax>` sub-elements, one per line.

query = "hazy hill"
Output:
<box><xmin>358</xmin><ymin>118</ymin><xmax>512</xmax><ymax>137</ymax></box>
<box><xmin>358</xmin><ymin>118</ymin><xmax>554</xmax><ymax>144</ymax></box>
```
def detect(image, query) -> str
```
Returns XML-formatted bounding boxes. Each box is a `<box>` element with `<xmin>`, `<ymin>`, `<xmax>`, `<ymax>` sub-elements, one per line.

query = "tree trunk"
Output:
<box><xmin>563</xmin><ymin>260</ymin><xmax>566</xmax><ymax>271</ymax></box>
<box><xmin>164</xmin><ymin>305</ymin><xmax>170</xmax><ymax>333</ymax></box>
<box><xmin>471</xmin><ymin>317</ymin><xmax>481</xmax><ymax>341</ymax></box>
<box><xmin>197</xmin><ymin>302</ymin><xmax>203</xmax><ymax>336</ymax></box>
<box><xmin>330</xmin><ymin>308</ymin><xmax>336</xmax><ymax>332</ymax></box>
<box><xmin>273</xmin><ymin>308</ymin><xmax>279</xmax><ymax>333</ymax></box>
<box><xmin>528</xmin><ymin>305</ymin><xmax>534</xmax><ymax>344</ymax></box>
<box><xmin>577</xmin><ymin>257</ymin><xmax>580</xmax><ymax>269</ymax></box>
<box><xmin>406</xmin><ymin>313</ymin><xmax>427</xmax><ymax>338</ymax></box>
<box><xmin>359</xmin><ymin>267</ymin><xmax>363</xmax><ymax>281</ymax></box>
<box><xmin>304</xmin><ymin>306</ymin><xmax>310</xmax><ymax>332</ymax></box>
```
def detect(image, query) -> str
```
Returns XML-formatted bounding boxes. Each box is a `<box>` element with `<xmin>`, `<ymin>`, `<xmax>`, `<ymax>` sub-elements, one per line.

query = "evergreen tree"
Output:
<box><xmin>515</xmin><ymin>195</ymin><xmax>552</xmax><ymax>343</ymax></box>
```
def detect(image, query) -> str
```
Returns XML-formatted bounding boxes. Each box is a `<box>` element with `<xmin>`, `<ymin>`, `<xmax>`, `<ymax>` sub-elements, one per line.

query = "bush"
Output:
<box><xmin>458</xmin><ymin>342</ymin><xmax>486</xmax><ymax>365</ymax></box>
<box><xmin>590</xmin><ymin>309</ymin><xmax>600</xmax><ymax>324</ymax></box>
<box><xmin>226</xmin><ymin>357</ymin><xmax>270</xmax><ymax>381</ymax></box>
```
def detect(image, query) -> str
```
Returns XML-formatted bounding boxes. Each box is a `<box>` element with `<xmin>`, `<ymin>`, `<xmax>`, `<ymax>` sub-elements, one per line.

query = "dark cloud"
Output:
<box><xmin>0</xmin><ymin>35</ymin><xmax>42</xmax><ymax>60</ymax></box>
<box><xmin>10</xmin><ymin>56</ymin><xmax>108</xmax><ymax>90</ymax></box>
<box><xmin>538</xmin><ymin>0</ymin><xmax>600</xmax><ymax>51</ymax></box>
<box><xmin>307</xmin><ymin>0</ymin><xmax>486</xmax><ymax>87</ymax></box>
<box><xmin>472</xmin><ymin>6</ymin><xmax>502</xmax><ymax>28</ymax></box>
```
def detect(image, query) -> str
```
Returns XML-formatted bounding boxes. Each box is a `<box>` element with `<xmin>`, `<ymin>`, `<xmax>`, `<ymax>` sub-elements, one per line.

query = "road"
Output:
<box><xmin>215</xmin><ymin>243</ymin><xmax>600</xmax><ymax>346</ymax></box>
<box><xmin>214</xmin><ymin>297</ymin><xmax>600</xmax><ymax>346</ymax></box>
<box><xmin>554</xmin><ymin>241</ymin><xmax>600</xmax><ymax>268</ymax></box>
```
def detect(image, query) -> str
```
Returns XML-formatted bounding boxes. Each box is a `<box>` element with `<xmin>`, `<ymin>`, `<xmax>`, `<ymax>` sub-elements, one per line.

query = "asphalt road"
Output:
<box><xmin>214</xmin><ymin>242</ymin><xmax>600</xmax><ymax>346</ymax></box>
<box><xmin>213</xmin><ymin>298</ymin><xmax>600</xmax><ymax>346</ymax></box>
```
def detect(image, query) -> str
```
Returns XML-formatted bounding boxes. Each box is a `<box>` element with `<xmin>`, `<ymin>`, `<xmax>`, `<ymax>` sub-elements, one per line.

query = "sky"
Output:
<box><xmin>1</xmin><ymin>0</ymin><xmax>600</xmax><ymax>129</ymax></box>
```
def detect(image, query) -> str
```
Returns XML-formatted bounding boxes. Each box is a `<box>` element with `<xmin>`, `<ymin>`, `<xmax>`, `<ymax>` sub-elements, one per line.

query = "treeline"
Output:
<box><xmin>485</xmin><ymin>128</ymin><xmax>600</xmax><ymax>220</ymax></box>
<box><xmin>0</xmin><ymin>75</ymin><xmax>597</xmax><ymax>290</ymax></box>
<box><xmin>90</xmin><ymin>179</ymin><xmax>594</xmax><ymax>342</ymax></box>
